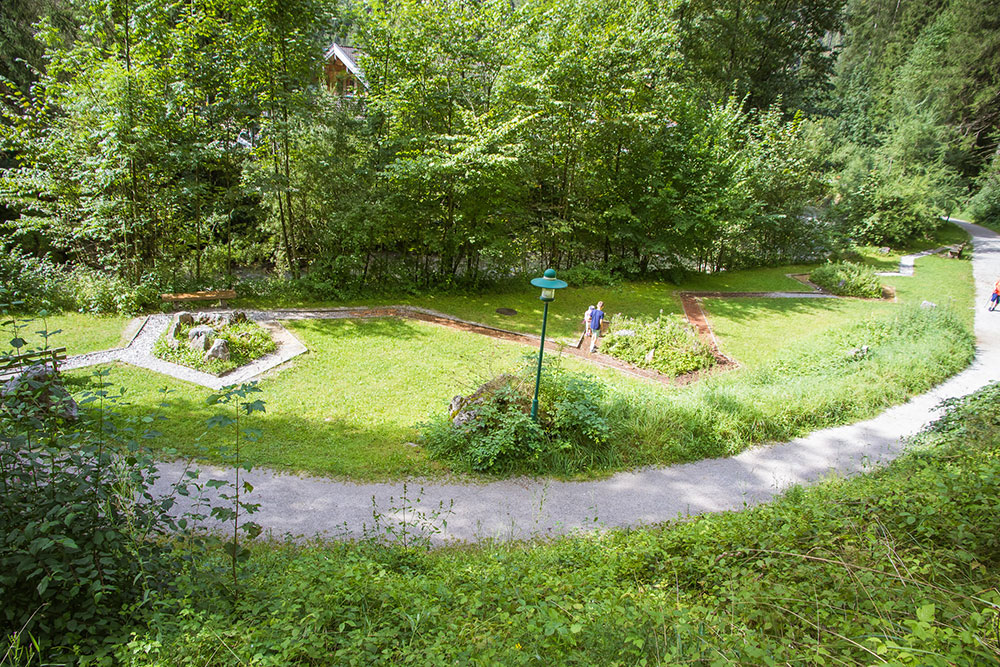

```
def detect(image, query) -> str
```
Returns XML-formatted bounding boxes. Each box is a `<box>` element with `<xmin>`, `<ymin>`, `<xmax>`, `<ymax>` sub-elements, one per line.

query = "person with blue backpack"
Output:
<box><xmin>589</xmin><ymin>301</ymin><xmax>605</xmax><ymax>353</ymax></box>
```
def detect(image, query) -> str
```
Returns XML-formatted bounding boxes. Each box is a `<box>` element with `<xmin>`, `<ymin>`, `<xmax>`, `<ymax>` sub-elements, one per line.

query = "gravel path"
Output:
<box><xmin>145</xmin><ymin>220</ymin><xmax>992</xmax><ymax>544</ymax></box>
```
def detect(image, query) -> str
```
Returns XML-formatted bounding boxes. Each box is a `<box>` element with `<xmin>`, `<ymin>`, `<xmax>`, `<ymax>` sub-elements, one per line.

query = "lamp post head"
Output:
<box><xmin>530</xmin><ymin>268</ymin><xmax>568</xmax><ymax>302</ymax></box>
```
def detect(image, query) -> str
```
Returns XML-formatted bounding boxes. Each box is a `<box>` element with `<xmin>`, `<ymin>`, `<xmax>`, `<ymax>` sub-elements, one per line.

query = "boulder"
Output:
<box><xmin>231</xmin><ymin>311</ymin><xmax>248</xmax><ymax>324</ymax></box>
<box><xmin>165</xmin><ymin>319</ymin><xmax>181</xmax><ymax>349</ymax></box>
<box><xmin>204</xmin><ymin>338</ymin><xmax>230</xmax><ymax>362</ymax></box>
<box><xmin>177</xmin><ymin>311</ymin><xmax>195</xmax><ymax>325</ymax></box>
<box><xmin>196</xmin><ymin>312</ymin><xmax>232</xmax><ymax>327</ymax></box>
<box><xmin>878</xmin><ymin>247</ymin><xmax>891</xmax><ymax>255</ymax></box>
<box><xmin>448</xmin><ymin>374</ymin><xmax>516</xmax><ymax>427</ymax></box>
<box><xmin>187</xmin><ymin>325</ymin><xmax>216</xmax><ymax>351</ymax></box>
<box><xmin>1</xmin><ymin>364</ymin><xmax>78</xmax><ymax>420</ymax></box>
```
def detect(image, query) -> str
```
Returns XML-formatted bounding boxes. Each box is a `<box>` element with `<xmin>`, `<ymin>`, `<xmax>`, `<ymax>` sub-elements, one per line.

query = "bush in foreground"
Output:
<box><xmin>810</xmin><ymin>260</ymin><xmax>884</xmax><ymax>298</ymax></box>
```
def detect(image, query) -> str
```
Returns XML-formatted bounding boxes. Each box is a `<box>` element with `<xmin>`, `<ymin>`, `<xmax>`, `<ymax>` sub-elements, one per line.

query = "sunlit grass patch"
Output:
<box><xmin>2</xmin><ymin>311</ymin><xmax>130</xmax><ymax>354</ymax></box>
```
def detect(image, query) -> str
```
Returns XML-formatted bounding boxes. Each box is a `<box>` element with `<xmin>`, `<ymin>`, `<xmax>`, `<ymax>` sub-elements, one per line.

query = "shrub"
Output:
<box><xmin>833</xmin><ymin>167</ymin><xmax>947</xmax><ymax>246</ymax></box>
<box><xmin>420</xmin><ymin>360</ymin><xmax>612</xmax><ymax>474</ymax></box>
<box><xmin>968</xmin><ymin>159</ymin><xmax>1000</xmax><ymax>227</ymax></box>
<box><xmin>0</xmin><ymin>247</ymin><xmax>71</xmax><ymax>312</ymax></box>
<box><xmin>559</xmin><ymin>264</ymin><xmax>619</xmax><ymax>287</ymax></box>
<box><xmin>62</xmin><ymin>267</ymin><xmax>161</xmax><ymax>316</ymax></box>
<box><xmin>0</xmin><ymin>360</ymin><xmax>177</xmax><ymax>661</ymax></box>
<box><xmin>810</xmin><ymin>260</ymin><xmax>883</xmax><ymax>298</ymax></box>
<box><xmin>601</xmin><ymin>313</ymin><xmax>716</xmax><ymax>376</ymax></box>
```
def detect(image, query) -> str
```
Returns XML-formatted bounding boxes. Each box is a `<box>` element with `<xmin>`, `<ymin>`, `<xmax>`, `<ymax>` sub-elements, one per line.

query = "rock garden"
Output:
<box><xmin>152</xmin><ymin>311</ymin><xmax>276</xmax><ymax>375</ymax></box>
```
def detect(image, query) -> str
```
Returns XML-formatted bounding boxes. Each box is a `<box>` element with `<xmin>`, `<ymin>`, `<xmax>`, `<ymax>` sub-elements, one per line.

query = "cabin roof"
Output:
<box><xmin>324</xmin><ymin>42</ymin><xmax>368</xmax><ymax>88</ymax></box>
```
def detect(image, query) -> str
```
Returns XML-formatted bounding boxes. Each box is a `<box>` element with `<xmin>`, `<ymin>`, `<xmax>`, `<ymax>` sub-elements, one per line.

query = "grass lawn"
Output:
<box><xmin>238</xmin><ymin>266</ymin><xmax>815</xmax><ymax>345</ymax></box>
<box><xmin>69</xmin><ymin>318</ymin><xmax>532</xmax><ymax>479</ymax></box>
<box><xmin>708</xmin><ymin>253</ymin><xmax>976</xmax><ymax>367</ymax></box>
<box><xmin>3</xmin><ymin>311</ymin><xmax>130</xmax><ymax>355</ymax></box>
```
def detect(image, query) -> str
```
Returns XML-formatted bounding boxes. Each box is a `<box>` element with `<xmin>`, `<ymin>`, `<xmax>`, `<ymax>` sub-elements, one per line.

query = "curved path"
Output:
<box><xmin>143</xmin><ymin>220</ymin><xmax>995</xmax><ymax>544</ymax></box>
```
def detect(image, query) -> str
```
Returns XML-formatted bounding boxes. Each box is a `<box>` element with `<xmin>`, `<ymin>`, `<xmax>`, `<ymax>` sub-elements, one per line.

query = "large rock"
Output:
<box><xmin>1</xmin><ymin>364</ymin><xmax>78</xmax><ymax>420</ymax></box>
<box><xmin>196</xmin><ymin>312</ymin><xmax>232</xmax><ymax>327</ymax></box>
<box><xmin>177</xmin><ymin>311</ymin><xmax>195</xmax><ymax>325</ymax></box>
<box><xmin>449</xmin><ymin>374</ymin><xmax>516</xmax><ymax>427</ymax></box>
<box><xmin>204</xmin><ymin>338</ymin><xmax>230</xmax><ymax>363</ymax></box>
<box><xmin>165</xmin><ymin>319</ymin><xmax>181</xmax><ymax>349</ymax></box>
<box><xmin>187</xmin><ymin>325</ymin><xmax>216</xmax><ymax>351</ymax></box>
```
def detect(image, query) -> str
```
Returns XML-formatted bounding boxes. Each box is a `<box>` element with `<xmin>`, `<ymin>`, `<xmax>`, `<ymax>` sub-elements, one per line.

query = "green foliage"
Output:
<box><xmin>558</xmin><ymin>264</ymin><xmax>619</xmax><ymax>287</ymax></box>
<box><xmin>0</xmin><ymin>247</ymin><xmax>68</xmax><ymax>311</ymax></box>
<box><xmin>420</xmin><ymin>361</ymin><xmax>612</xmax><ymax>475</ymax></box>
<box><xmin>1</xmin><ymin>0</ymin><xmax>840</xmax><ymax>291</ymax></box>
<box><xmin>0</xmin><ymin>246</ymin><xmax>161</xmax><ymax>315</ymax></box>
<box><xmin>62</xmin><ymin>267</ymin><xmax>161</xmax><ymax>316</ymax></box>
<box><xmin>969</xmin><ymin>155</ymin><xmax>1000</xmax><ymax>227</ymax></box>
<box><xmin>116</xmin><ymin>379</ymin><xmax>1000</xmax><ymax>665</ymax></box>
<box><xmin>810</xmin><ymin>261</ymin><xmax>884</xmax><ymax>298</ymax></box>
<box><xmin>601</xmin><ymin>313</ymin><xmax>716</xmax><ymax>375</ymax></box>
<box><xmin>835</xmin><ymin>167</ymin><xmax>947</xmax><ymax>246</ymax></box>
<box><xmin>0</xmin><ymin>353</ymin><xmax>175</xmax><ymax>660</ymax></box>
<box><xmin>152</xmin><ymin>320</ymin><xmax>277</xmax><ymax>375</ymax></box>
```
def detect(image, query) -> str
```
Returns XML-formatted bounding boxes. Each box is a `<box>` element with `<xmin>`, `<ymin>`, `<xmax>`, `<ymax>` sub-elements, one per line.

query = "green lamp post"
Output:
<box><xmin>529</xmin><ymin>268</ymin><xmax>568</xmax><ymax>421</ymax></box>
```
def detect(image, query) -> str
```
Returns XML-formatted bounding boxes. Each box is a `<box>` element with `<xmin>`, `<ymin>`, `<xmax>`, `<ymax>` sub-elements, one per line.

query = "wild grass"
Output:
<box><xmin>115</xmin><ymin>381</ymin><xmax>1000</xmax><ymax>665</ymax></box>
<box><xmin>604</xmin><ymin>305</ymin><xmax>973</xmax><ymax>468</ymax></box>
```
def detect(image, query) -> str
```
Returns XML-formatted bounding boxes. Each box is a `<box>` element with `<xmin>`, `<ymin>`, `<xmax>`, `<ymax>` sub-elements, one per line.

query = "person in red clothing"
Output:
<box><xmin>991</xmin><ymin>280</ymin><xmax>1000</xmax><ymax>311</ymax></box>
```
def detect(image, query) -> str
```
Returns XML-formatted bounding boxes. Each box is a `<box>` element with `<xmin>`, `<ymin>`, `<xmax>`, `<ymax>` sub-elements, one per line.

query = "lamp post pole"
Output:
<box><xmin>528</xmin><ymin>268</ymin><xmax>567</xmax><ymax>422</ymax></box>
<box><xmin>530</xmin><ymin>299</ymin><xmax>549</xmax><ymax>422</ymax></box>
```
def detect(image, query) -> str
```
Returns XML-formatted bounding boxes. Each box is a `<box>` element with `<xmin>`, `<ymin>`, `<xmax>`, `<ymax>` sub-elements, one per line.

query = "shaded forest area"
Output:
<box><xmin>1</xmin><ymin>0</ymin><xmax>998</xmax><ymax>306</ymax></box>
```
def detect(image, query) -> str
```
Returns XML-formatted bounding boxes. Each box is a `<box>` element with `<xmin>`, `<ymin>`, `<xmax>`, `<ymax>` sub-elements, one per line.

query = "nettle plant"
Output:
<box><xmin>0</xmin><ymin>318</ymin><xmax>176</xmax><ymax>659</ymax></box>
<box><xmin>0</xmin><ymin>309</ymin><xmax>265</xmax><ymax>660</ymax></box>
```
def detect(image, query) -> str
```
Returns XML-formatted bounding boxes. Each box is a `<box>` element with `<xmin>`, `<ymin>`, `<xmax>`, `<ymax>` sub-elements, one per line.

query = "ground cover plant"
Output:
<box><xmin>600</xmin><ymin>313</ymin><xmax>715</xmax><ymax>375</ymax></box>
<box><xmin>809</xmin><ymin>260</ymin><xmax>884</xmax><ymax>298</ymax></box>
<box><xmin>152</xmin><ymin>319</ymin><xmax>276</xmax><ymax>375</ymax></box>
<box><xmin>112</xmin><ymin>380</ymin><xmax>1000</xmax><ymax>665</ymax></box>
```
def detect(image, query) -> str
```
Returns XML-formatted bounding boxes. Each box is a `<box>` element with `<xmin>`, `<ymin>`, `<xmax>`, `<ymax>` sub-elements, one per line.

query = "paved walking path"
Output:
<box><xmin>146</xmin><ymin>220</ymin><xmax>994</xmax><ymax>544</ymax></box>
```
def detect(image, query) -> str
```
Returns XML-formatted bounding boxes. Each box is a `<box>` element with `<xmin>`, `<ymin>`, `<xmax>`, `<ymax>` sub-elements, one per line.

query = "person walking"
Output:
<box><xmin>589</xmin><ymin>301</ymin><xmax>605</xmax><ymax>353</ymax></box>
<box><xmin>991</xmin><ymin>279</ymin><xmax>1000</xmax><ymax>311</ymax></box>
<box><xmin>583</xmin><ymin>305</ymin><xmax>595</xmax><ymax>337</ymax></box>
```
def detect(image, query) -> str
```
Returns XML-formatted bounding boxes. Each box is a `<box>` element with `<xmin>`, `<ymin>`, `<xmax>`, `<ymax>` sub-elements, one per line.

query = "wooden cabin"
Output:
<box><xmin>324</xmin><ymin>43</ymin><xmax>366</xmax><ymax>96</ymax></box>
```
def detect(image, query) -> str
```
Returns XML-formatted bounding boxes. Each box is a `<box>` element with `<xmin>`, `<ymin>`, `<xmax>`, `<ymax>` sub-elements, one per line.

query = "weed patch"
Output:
<box><xmin>116</xmin><ymin>381</ymin><xmax>1000</xmax><ymax>665</ymax></box>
